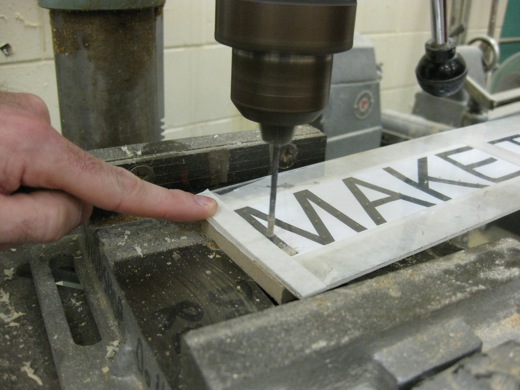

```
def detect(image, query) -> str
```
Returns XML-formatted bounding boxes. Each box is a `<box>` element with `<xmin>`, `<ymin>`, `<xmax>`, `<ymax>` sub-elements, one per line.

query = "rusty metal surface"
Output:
<box><xmin>215</xmin><ymin>0</ymin><xmax>357</xmax><ymax>54</ymax></box>
<box><xmin>39</xmin><ymin>0</ymin><xmax>165</xmax><ymax>11</ymax></box>
<box><xmin>1</xmin><ymin>131</ymin><xmax>519</xmax><ymax>388</ymax></box>
<box><xmin>2</xmin><ymin>221</ymin><xmax>520</xmax><ymax>389</ymax></box>
<box><xmin>0</xmin><ymin>245</ymin><xmax>60</xmax><ymax>389</ymax></box>
<box><xmin>50</xmin><ymin>8</ymin><xmax>161</xmax><ymax>149</ymax></box>
<box><xmin>181</xmin><ymin>237</ymin><xmax>520</xmax><ymax>389</ymax></box>
<box><xmin>86</xmin><ymin>218</ymin><xmax>274</xmax><ymax>388</ymax></box>
<box><xmin>89</xmin><ymin>125</ymin><xmax>327</xmax><ymax>193</ymax></box>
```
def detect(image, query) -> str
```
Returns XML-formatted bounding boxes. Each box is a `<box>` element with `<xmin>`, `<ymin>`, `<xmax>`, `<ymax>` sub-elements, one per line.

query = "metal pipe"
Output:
<box><xmin>499</xmin><ymin>37</ymin><xmax>520</xmax><ymax>44</ymax></box>
<box><xmin>381</xmin><ymin>109</ymin><xmax>453</xmax><ymax>140</ymax></box>
<box><xmin>39</xmin><ymin>0</ymin><xmax>165</xmax><ymax>150</ymax></box>
<box><xmin>487</xmin><ymin>0</ymin><xmax>500</xmax><ymax>39</ymax></box>
<box><xmin>465</xmin><ymin>76</ymin><xmax>520</xmax><ymax>111</ymax></box>
<box><xmin>449</xmin><ymin>0</ymin><xmax>471</xmax><ymax>44</ymax></box>
<box><xmin>431</xmin><ymin>0</ymin><xmax>448</xmax><ymax>46</ymax></box>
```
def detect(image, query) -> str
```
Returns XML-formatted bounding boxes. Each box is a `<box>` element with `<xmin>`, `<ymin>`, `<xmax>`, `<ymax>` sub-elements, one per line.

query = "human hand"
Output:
<box><xmin>0</xmin><ymin>92</ymin><xmax>217</xmax><ymax>251</ymax></box>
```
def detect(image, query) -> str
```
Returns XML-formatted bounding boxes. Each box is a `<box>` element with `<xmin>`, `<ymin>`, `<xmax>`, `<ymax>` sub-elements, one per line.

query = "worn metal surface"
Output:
<box><xmin>215</xmin><ymin>0</ymin><xmax>357</xmax><ymax>143</ymax></box>
<box><xmin>215</xmin><ymin>0</ymin><xmax>357</xmax><ymax>54</ymax></box>
<box><xmin>1</xmin><ymin>218</ymin><xmax>273</xmax><ymax>389</ymax></box>
<box><xmin>418</xmin><ymin>340</ymin><xmax>520</xmax><ymax>389</ymax></box>
<box><xmin>181</xmin><ymin>237</ymin><xmax>520</xmax><ymax>389</ymax></box>
<box><xmin>49</xmin><ymin>7</ymin><xmax>162</xmax><ymax>149</ymax></box>
<box><xmin>374</xmin><ymin>319</ymin><xmax>482</xmax><ymax>387</ymax></box>
<box><xmin>89</xmin><ymin>126</ymin><xmax>326</xmax><ymax>193</ymax></box>
<box><xmin>30</xmin><ymin>235</ymin><xmax>134</xmax><ymax>389</ymax></box>
<box><xmin>2</xmin><ymin>218</ymin><xmax>520</xmax><ymax>389</ymax></box>
<box><xmin>39</xmin><ymin>0</ymin><xmax>165</xmax><ymax>11</ymax></box>
<box><xmin>0</xmin><ymin>245</ymin><xmax>60</xmax><ymax>389</ymax></box>
<box><xmin>83</xmin><ymin>218</ymin><xmax>274</xmax><ymax>388</ymax></box>
<box><xmin>2</xmin><ymin>126</ymin><xmax>519</xmax><ymax>389</ymax></box>
<box><xmin>313</xmin><ymin>33</ymin><xmax>382</xmax><ymax>159</ymax></box>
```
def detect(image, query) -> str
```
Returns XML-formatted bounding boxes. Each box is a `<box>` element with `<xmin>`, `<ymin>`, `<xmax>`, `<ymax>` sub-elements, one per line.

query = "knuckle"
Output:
<box><xmin>111</xmin><ymin>168</ymin><xmax>143</xmax><ymax>212</ymax></box>
<box><xmin>20</xmin><ymin>93</ymin><xmax>51</xmax><ymax>121</ymax></box>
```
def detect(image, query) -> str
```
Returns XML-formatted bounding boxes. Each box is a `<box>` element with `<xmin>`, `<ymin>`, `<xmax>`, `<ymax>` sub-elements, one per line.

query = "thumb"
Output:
<box><xmin>0</xmin><ymin>191</ymin><xmax>92</xmax><ymax>247</ymax></box>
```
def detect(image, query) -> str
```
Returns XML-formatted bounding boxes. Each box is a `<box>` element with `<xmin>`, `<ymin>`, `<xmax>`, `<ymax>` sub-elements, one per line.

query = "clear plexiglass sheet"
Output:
<box><xmin>203</xmin><ymin>115</ymin><xmax>520</xmax><ymax>301</ymax></box>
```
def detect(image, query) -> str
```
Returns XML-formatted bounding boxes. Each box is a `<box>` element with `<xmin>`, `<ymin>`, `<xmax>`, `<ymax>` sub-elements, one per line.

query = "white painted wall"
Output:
<box><xmin>0</xmin><ymin>0</ymin><xmax>509</xmax><ymax>140</ymax></box>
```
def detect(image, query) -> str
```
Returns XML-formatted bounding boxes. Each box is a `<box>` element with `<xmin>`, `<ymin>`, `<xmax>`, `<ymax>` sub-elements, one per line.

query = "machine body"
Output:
<box><xmin>215</xmin><ymin>0</ymin><xmax>357</xmax><ymax>144</ymax></box>
<box><xmin>3</xmin><ymin>2</ymin><xmax>520</xmax><ymax>389</ymax></box>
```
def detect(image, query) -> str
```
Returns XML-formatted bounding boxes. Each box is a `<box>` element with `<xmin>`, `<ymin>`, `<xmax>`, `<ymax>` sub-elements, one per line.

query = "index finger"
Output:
<box><xmin>25</xmin><ymin>129</ymin><xmax>217</xmax><ymax>221</ymax></box>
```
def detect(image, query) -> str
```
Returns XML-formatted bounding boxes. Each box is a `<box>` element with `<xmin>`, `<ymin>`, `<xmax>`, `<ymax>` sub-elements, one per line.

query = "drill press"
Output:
<box><xmin>215</xmin><ymin>0</ymin><xmax>357</xmax><ymax>236</ymax></box>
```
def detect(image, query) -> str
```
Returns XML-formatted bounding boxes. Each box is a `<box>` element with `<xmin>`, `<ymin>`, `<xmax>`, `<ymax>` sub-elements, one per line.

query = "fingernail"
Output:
<box><xmin>195</xmin><ymin>195</ymin><xmax>217</xmax><ymax>208</ymax></box>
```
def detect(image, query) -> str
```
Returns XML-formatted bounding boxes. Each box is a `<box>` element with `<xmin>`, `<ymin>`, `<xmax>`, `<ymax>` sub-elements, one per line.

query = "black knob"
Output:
<box><xmin>416</xmin><ymin>39</ymin><xmax>467</xmax><ymax>97</ymax></box>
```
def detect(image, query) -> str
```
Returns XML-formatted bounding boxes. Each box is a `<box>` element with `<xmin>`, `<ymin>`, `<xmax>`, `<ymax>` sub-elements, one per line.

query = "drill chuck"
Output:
<box><xmin>230</xmin><ymin>50</ymin><xmax>333</xmax><ymax>129</ymax></box>
<box><xmin>215</xmin><ymin>0</ymin><xmax>357</xmax><ymax>143</ymax></box>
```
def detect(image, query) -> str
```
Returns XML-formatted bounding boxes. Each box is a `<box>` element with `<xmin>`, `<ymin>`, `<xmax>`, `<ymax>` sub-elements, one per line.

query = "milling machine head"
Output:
<box><xmin>215</xmin><ymin>0</ymin><xmax>357</xmax><ymax>146</ymax></box>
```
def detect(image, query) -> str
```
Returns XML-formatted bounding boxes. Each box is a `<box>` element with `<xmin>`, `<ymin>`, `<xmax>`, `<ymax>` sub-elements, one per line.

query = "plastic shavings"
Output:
<box><xmin>134</xmin><ymin>246</ymin><xmax>144</xmax><ymax>257</ymax></box>
<box><xmin>121</xmin><ymin>145</ymin><xmax>133</xmax><ymax>156</ymax></box>
<box><xmin>21</xmin><ymin>362</ymin><xmax>43</xmax><ymax>386</ymax></box>
<box><xmin>105</xmin><ymin>340</ymin><xmax>120</xmax><ymax>360</ymax></box>
<box><xmin>0</xmin><ymin>289</ymin><xmax>25</xmax><ymax>323</ymax></box>
<box><xmin>3</xmin><ymin>268</ymin><xmax>14</xmax><ymax>280</ymax></box>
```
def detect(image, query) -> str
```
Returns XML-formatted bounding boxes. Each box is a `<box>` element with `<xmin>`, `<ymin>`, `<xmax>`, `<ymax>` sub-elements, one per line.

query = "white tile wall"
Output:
<box><xmin>0</xmin><ymin>0</ymin><xmax>509</xmax><ymax>139</ymax></box>
<box><xmin>0</xmin><ymin>1</ymin><xmax>48</xmax><ymax>63</ymax></box>
<box><xmin>163</xmin><ymin>0</ymin><xmax>215</xmax><ymax>47</ymax></box>
<box><xmin>164</xmin><ymin>45</ymin><xmax>236</xmax><ymax>129</ymax></box>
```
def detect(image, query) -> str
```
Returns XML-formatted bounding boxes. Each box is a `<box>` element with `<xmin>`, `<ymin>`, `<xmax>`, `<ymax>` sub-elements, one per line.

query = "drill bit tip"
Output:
<box><xmin>266</xmin><ymin>143</ymin><xmax>281</xmax><ymax>238</ymax></box>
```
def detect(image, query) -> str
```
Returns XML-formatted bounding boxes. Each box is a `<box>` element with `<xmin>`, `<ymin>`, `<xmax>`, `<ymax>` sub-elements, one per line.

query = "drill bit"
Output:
<box><xmin>267</xmin><ymin>143</ymin><xmax>281</xmax><ymax>238</ymax></box>
<box><xmin>261</xmin><ymin>124</ymin><xmax>294</xmax><ymax>238</ymax></box>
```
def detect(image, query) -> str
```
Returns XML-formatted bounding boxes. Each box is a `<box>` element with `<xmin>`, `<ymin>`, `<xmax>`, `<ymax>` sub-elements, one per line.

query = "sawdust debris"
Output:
<box><xmin>105</xmin><ymin>340</ymin><xmax>120</xmax><ymax>360</ymax></box>
<box><xmin>121</xmin><ymin>145</ymin><xmax>133</xmax><ymax>156</ymax></box>
<box><xmin>15</xmin><ymin>13</ymin><xmax>39</xmax><ymax>28</ymax></box>
<box><xmin>0</xmin><ymin>289</ymin><xmax>25</xmax><ymax>323</ymax></box>
<box><xmin>117</xmin><ymin>230</ymin><xmax>132</xmax><ymax>246</ymax></box>
<box><xmin>3</xmin><ymin>268</ymin><xmax>14</xmax><ymax>280</ymax></box>
<box><xmin>134</xmin><ymin>246</ymin><xmax>143</xmax><ymax>257</ymax></box>
<box><xmin>21</xmin><ymin>362</ymin><xmax>43</xmax><ymax>386</ymax></box>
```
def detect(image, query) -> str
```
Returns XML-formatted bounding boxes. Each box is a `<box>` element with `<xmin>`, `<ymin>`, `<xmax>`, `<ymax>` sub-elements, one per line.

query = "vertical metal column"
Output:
<box><xmin>430</xmin><ymin>0</ymin><xmax>448</xmax><ymax>46</ymax></box>
<box><xmin>39</xmin><ymin>0</ymin><xmax>165</xmax><ymax>150</ymax></box>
